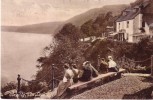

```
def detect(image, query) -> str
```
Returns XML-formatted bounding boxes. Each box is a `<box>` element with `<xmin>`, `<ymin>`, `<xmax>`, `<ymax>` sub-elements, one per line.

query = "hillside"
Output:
<box><xmin>1</xmin><ymin>4</ymin><xmax>128</xmax><ymax>34</ymax></box>
<box><xmin>1</xmin><ymin>22</ymin><xmax>63</xmax><ymax>35</ymax></box>
<box><xmin>66</xmin><ymin>4</ymin><xmax>129</xmax><ymax>27</ymax></box>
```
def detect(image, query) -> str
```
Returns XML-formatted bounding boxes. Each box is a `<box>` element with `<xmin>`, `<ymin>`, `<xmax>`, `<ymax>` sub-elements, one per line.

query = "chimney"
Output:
<box><xmin>139</xmin><ymin>4</ymin><xmax>144</xmax><ymax>14</ymax></box>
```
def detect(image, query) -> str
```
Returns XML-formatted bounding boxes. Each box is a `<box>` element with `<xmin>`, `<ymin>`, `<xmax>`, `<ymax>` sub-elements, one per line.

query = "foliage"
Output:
<box><xmin>1</xmin><ymin>82</ymin><xmax>17</xmax><ymax>94</ymax></box>
<box><xmin>81</xmin><ymin>12</ymin><xmax>115</xmax><ymax>37</ymax></box>
<box><xmin>35</xmin><ymin>23</ymin><xmax>87</xmax><ymax>85</ymax></box>
<box><xmin>27</xmin><ymin>81</ymin><xmax>48</xmax><ymax>93</ymax></box>
<box><xmin>81</xmin><ymin>20</ymin><xmax>95</xmax><ymax>37</ymax></box>
<box><xmin>123</xmin><ymin>37</ymin><xmax>153</xmax><ymax>66</ymax></box>
<box><xmin>35</xmin><ymin>12</ymin><xmax>123</xmax><ymax>83</ymax></box>
<box><xmin>84</xmin><ymin>39</ymin><xmax>127</xmax><ymax>66</ymax></box>
<box><xmin>85</xmin><ymin>37</ymin><xmax>153</xmax><ymax>73</ymax></box>
<box><xmin>35</xmin><ymin>11</ymin><xmax>153</xmax><ymax>87</ymax></box>
<box><xmin>48</xmin><ymin>23</ymin><xmax>85</xmax><ymax>65</ymax></box>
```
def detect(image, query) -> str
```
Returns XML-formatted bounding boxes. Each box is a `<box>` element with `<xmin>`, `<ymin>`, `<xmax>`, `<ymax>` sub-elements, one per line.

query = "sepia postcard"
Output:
<box><xmin>1</xmin><ymin>0</ymin><xmax>153</xmax><ymax>99</ymax></box>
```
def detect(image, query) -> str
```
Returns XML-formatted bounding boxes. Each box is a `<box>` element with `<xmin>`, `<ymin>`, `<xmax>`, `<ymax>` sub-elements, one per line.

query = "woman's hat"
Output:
<box><xmin>83</xmin><ymin>61</ymin><xmax>90</xmax><ymax>66</ymax></box>
<box><xmin>101</xmin><ymin>58</ymin><xmax>105</xmax><ymax>61</ymax></box>
<box><xmin>108</xmin><ymin>56</ymin><xmax>113</xmax><ymax>60</ymax></box>
<box><xmin>72</xmin><ymin>63</ymin><xmax>77</xmax><ymax>68</ymax></box>
<box><xmin>63</xmin><ymin>63</ymin><xmax>70</xmax><ymax>69</ymax></box>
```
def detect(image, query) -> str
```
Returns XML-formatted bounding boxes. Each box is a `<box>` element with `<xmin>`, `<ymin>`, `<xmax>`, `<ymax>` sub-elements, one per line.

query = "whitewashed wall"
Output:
<box><xmin>133</xmin><ymin>14</ymin><xmax>142</xmax><ymax>34</ymax></box>
<box><xmin>116</xmin><ymin>20</ymin><xmax>134</xmax><ymax>42</ymax></box>
<box><xmin>144</xmin><ymin>23</ymin><xmax>150</xmax><ymax>35</ymax></box>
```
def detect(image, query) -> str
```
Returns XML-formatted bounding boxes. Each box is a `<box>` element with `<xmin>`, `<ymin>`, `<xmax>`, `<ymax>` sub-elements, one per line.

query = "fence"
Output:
<box><xmin>97</xmin><ymin>54</ymin><xmax>153</xmax><ymax>75</ymax></box>
<box><xmin>151</xmin><ymin>55</ymin><xmax>153</xmax><ymax>77</ymax></box>
<box><xmin>16</xmin><ymin>64</ymin><xmax>63</xmax><ymax>97</ymax></box>
<box><xmin>16</xmin><ymin>55</ymin><xmax>153</xmax><ymax>98</ymax></box>
<box><xmin>116</xmin><ymin>55</ymin><xmax>153</xmax><ymax>74</ymax></box>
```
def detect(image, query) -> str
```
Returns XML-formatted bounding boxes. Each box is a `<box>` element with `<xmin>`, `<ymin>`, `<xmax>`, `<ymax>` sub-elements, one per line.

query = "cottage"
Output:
<box><xmin>115</xmin><ymin>0</ymin><xmax>153</xmax><ymax>43</ymax></box>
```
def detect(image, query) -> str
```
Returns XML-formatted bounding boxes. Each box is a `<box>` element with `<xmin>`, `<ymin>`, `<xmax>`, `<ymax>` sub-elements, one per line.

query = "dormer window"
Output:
<box><xmin>139</xmin><ymin>27</ymin><xmax>145</xmax><ymax>33</ymax></box>
<box><xmin>132</xmin><ymin>8</ymin><xmax>137</xmax><ymax>13</ymax></box>
<box><xmin>142</xmin><ymin>21</ymin><xmax>145</xmax><ymax>27</ymax></box>
<box><xmin>134</xmin><ymin>9</ymin><xmax>137</xmax><ymax>12</ymax></box>
<box><xmin>122</xmin><ymin>12</ymin><xmax>127</xmax><ymax>16</ymax></box>
<box><xmin>127</xmin><ymin>21</ymin><xmax>129</xmax><ymax>28</ymax></box>
<box><xmin>139</xmin><ymin>4</ymin><xmax>144</xmax><ymax>13</ymax></box>
<box><xmin>134</xmin><ymin>5</ymin><xmax>140</xmax><ymax>12</ymax></box>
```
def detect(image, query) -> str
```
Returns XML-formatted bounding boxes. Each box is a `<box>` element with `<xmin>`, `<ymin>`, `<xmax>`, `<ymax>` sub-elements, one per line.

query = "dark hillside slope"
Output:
<box><xmin>66</xmin><ymin>4</ymin><xmax>129</xmax><ymax>27</ymax></box>
<box><xmin>1</xmin><ymin>22</ymin><xmax>63</xmax><ymax>35</ymax></box>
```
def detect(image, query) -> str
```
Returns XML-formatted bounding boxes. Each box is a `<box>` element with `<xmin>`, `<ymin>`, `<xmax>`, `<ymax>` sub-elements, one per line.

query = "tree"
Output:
<box><xmin>81</xmin><ymin>20</ymin><xmax>94</xmax><ymax>37</ymax></box>
<box><xmin>1</xmin><ymin>82</ymin><xmax>17</xmax><ymax>94</ymax></box>
<box><xmin>35</xmin><ymin>23</ymin><xmax>86</xmax><ymax>85</ymax></box>
<box><xmin>127</xmin><ymin>37</ymin><xmax>153</xmax><ymax>66</ymax></box>
<box><xmin>48</xmin><ymin>23</ymin><xmax>86</xmax><ymax>66</ymax></box>
<box><xmin>81</xmin><ymin>12</ymin><xmax>115</xmax><ymax>37</ymax></box>
<box><xmin>55</xmin><ymin>23</ymin><xmax>80</xmax><ymax>42</ymax></box>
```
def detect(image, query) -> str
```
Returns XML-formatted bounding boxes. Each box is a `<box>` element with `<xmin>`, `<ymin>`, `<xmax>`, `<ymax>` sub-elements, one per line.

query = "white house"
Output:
<box><xmin>115</xmin><ymin>0</ymin><xmax>153</xmax><ymax>43</ymax></box>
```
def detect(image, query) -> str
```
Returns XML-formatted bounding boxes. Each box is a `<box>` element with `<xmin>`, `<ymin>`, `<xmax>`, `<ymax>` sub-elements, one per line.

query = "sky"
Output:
<box><xmin>2</xmin><ymin>0</ymin><xmax>136</xmax><ymax>26</ymax></box>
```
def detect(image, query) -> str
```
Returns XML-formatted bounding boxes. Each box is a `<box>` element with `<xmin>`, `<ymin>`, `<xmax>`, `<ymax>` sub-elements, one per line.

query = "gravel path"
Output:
<box><xmin>72</xmin><ymin>76</ymin><xmax>153</xmax><ymax>99</ymax></box>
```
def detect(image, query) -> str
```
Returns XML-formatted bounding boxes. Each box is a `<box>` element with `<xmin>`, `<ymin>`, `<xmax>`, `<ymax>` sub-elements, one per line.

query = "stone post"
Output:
<box><xmin>17</xmin><ymin>74</ymin><xmax>21</xmax><ymax>94</ymax></box>
<box><xmin>97</xmin><ymin>55</ymin><xmax>101</xmax><ymax>71</ymax></box>
<box><xmin>151</xmin><ymin>55</ymin><xmax>153</xmax><ymax>77</ymax></box>
<box><xmin>51</xmin><ymin>64</ymin><xmax>55</xmax><ymax>90</ymax></box>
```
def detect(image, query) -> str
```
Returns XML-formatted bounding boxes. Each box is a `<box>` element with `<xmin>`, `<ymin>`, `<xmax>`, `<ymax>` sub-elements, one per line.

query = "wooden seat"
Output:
<box><xmin>69</xmin><ymin>68</ymin><xmax>126</xmax><ymax>90</ymax></box>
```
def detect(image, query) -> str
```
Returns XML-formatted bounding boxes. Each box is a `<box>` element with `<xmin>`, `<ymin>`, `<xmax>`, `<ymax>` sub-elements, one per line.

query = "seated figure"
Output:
<box><xmin>99</xmin><ymin>58</ymin><xmax>109</xmax><ymax>74</ymax></box>
<box><xmin>71</xmin><ymin>64</ymin><xmax>80</xmax><ymax>83</ymax></box>
<box><xmin>79</xmin><ymin>61</ymin><xmax>99</xmax><ymax>82</ymax></box>
<box><xmin>54</xmin><ymin>63</ymin><xmax>75</xmax><ymax>98</ymax></box>
<box><xmin>108</xmin><ymin>56</ymin><xmax>119</xmax><ymax>72</ymax></box>
<box><xmin>53</xmin><ymin>63</ymin><xmax>79</xmax><ymax>99</ymax></box>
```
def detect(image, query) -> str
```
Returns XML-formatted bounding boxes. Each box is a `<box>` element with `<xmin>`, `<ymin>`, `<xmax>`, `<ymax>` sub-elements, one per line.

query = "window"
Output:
<box><xmin>127</xmin><ymin>21</ymin><xmax>129</xmax><ymax>28</ymax></box>
<box><xmin>127</xmin><ymin>33</ymin><xmax>129</xmax><ymax>40</ymax></box>
<box><xmin>122</xmin><ymin>12</ymin><xmax>127</xmax><ymax>16</ymax></box>
<box><xmin>122</xmin><ymin>22</ymin><xmax>124</xmax><ymax>28</ymax></box>
<box><xmin>119</xmin><ymin>23</ymin><xmax>120</xmax><ymax>29</ymax></box>
<box><xmin>142</xmin><ymin>21</ymin><xmax>145</xmax><ymax>27</ymax></box>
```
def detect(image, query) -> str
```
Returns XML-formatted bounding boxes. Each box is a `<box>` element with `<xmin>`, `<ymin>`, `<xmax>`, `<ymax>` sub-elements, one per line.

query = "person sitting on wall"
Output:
<box><xmin>54</xmin><ymin>63</ymin><xmax>76</xmax><ymax>98</ymax></box>
<box><xmin>79</xmin><ymin>61</ymin><xmax>99</xmax><ymax>82</ymax></box>
<box><xmin>108</xmin><ymin>56</ymin><xmax>119</xmax><ymax>72</ymax></box>
<box><xmin>99</xmin><ymin>58</ymin><xmax>109</xmax><ymax>74</ymax></box>
<box><xmin>71</xmin><ymin>63</ymin><xmax>80</xmax><ymax>83</ymax></box>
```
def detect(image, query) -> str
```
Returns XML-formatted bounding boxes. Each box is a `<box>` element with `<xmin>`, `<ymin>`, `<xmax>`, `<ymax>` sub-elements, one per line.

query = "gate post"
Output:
<box><xmin>51</xmin><ymin>64</ymin><xmax>55</xmax><ymax>90</ymax></box>
<box><xmin>151</xmin><ymin>55</ymin><xmax>153</xmax><ymax>77</ymax></box>
<box><xmin>17</xmin><ymin>74</ymin><xmax>21</xmax><ymax>94</ymax></box>
<box><xmin>97</xmin><ymin>55</ymin><xmax>101</xmax><ymax>71</ymax></box>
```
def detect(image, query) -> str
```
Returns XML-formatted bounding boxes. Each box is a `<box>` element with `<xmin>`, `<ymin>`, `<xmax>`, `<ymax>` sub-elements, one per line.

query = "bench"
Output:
<box><xmin>68</xmin><ymin>68</ymin><xmax>126</xmax><ymax>91</ymax></box>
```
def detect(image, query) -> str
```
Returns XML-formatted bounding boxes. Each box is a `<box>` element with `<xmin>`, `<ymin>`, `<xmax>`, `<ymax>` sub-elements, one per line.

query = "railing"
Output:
<box><xmin>17</xmin><ymin>64</ymin><xmax>63</xmax><ymax>97</ymax></box>
<box><xmin>15</xmin><ymin>55</ymin><xmax>153</xmax><ymax>98</ymax></box>
<box><xmin>117</xmin><ymin>55</ymin><xmax>152</xmax><ymax>73</ymax></box>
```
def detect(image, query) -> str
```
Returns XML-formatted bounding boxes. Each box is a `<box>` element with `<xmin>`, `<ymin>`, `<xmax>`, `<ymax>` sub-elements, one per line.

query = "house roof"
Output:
<box><xmin>149</xmin><ymin>23</ymin><xmax>153</xmax><ymax>28</ymax></box>
<box><xmin>116</xmin><ymin>9</ymin><xmax>140</xmax><ymax>22</ymax></box>
<box><xmin>143</xmin><ymin>13</ymin><xmax>153</xmax><ymax>26</ymax></box>
<box><xmin>116</xmin><ymin>0</ymin><xmax>150</xmax><ymax>22</ymax></box>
